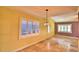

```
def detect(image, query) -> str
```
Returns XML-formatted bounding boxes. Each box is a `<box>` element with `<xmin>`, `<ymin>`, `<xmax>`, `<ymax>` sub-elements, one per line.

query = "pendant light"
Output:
<box><xmin>44</xmin><ymin>9</ymin><xmax>49</xmax><ymax>26</ymax></box>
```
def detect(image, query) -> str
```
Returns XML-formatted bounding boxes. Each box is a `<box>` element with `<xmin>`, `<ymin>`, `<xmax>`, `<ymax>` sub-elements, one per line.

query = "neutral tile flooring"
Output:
<box><xmin>18</xmin><ymin>35</ymin><xmax>78</xmax><ymax>52</ymax></box>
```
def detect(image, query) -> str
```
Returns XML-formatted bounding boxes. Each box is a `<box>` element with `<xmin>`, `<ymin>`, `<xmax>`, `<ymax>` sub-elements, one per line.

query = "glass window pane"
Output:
<box><xmin>32</xmin><ymin>22</ymin><xmax>36</xmax><ymax>33</ymax></box>
<box><xmin>37</xmin><ymin>23</ymin><xmax>40</xmax><ymax>33</ymax></box>
<box><xmin>28</xmin><ymin>21</ymin><xmax>33</xmax><ymax>34</ymax></box>
<box><xmin>35</xmin><ymin>22</ymin><xmax>39</xmax><ymax>33</ymax></box>
<box><xmin>63</xmin><ymin>25</ymin><xmax>65</xmax><ymax>32</ymax></box>
<box><xmin>68</xmin><ymin>24</ymin><xmax>72</xmax><ymax>33</ymax></box>
<box><xmin>61</xmin><ymin>25</ymin><xmax>64</xmax><ymax>32</ymax></box>
<box><xmin>21</xmin><ymin>19</ymin><xmax>27</xmax><ymax>35</ymax></box>
<box><xmin>58</xmin><ymin>25</ymin><xmax>61</xmax><ymax>32</ymax></box>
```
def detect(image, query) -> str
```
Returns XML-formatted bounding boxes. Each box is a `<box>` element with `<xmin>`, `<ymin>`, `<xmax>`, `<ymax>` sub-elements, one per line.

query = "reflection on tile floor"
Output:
<box><xmin>18</xmin><ymin>36</ymin><xmax>78</xmax><ymax>52</ymax></box>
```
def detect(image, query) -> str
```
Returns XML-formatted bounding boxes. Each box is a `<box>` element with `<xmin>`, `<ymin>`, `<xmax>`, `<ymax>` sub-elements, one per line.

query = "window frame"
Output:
<box><xmin>19</xmin><ymin>18</ymin><xmax>40</xmax><ymax>39</ymax></box>
<box><xmin>57</xmin><ymin>24</ymin><xmax>72</xmax><ymax>33</ymax></box>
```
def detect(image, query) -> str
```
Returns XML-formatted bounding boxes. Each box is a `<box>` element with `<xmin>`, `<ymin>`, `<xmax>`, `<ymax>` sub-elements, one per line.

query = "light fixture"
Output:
<box><xmin>44</xmin><ymin>9</ymin><xmax>49</xmax><ymax>26</ymax></box>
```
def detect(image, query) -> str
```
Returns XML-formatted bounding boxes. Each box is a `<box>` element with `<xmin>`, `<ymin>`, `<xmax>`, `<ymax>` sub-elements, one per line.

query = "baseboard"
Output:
<box><xmin>13</xmin><ymin>36</ymin><xmax>51</xmax><ymax>52</ymax></box>
<box><xmin>55</xmin><ymin>34</ymin><xmax>79</xmax><ymax>39</ymax></box>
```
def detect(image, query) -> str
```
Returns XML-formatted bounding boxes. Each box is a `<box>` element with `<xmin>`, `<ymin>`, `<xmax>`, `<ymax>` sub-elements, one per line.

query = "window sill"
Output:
<box><xmin>19</xmin><ymin>33</ymin><xmax>40</xmax><ymax>39</ymax></box>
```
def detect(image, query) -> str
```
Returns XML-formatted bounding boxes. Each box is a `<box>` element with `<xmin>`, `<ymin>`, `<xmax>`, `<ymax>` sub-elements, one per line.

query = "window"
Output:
<box><xmin>32</xmin><ymin>22</ymin><xmax>40</xmax><ymax>33</ymax></box>
<box><xmin>68</xmin><ymin>24</ymin><xmax>72</xmax><ymax>33</ymax></box>
<box><xmin>32</xmin><ymin>22</ymin><xmax>36</xmax><ymax>33</ymax></box>
<box><xmin>58</xmin><ymin>24</ymin><xmax>72</xmax><ymax>33</ymax></box>
<box><xmin>58</xmin><ymin>25</ymin><xmax>61</xmax><ymax>32</ymax></box>
<box><xmin>28</xmin><ymin>21</ymin><xmax>33</xmax><ymax>34</ymax></box>
<box><xmin>20</xmin><ymin>17</ymin><xmax>40</xmax><ymax>37</ymax></box>
<box><xmin>21</xmin><ymin>18</ymin><xmax>27</xmax><ymax>35</ymax></box>
<box><xmin>36</xmin><ymin>22</ymin><xmax>40</xmax><ymax>33</ymax></box>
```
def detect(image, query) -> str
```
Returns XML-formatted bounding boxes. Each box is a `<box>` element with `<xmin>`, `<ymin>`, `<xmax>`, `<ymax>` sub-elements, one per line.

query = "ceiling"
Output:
<box><xmin>52</xmin><ymin>12</ymin><xmax>78</xmax><ymax>22</ymax></box>
<box><xmin>6</xmin><ymin>6</ymin><xmax>78</xmax><ymax>18</ymax></box>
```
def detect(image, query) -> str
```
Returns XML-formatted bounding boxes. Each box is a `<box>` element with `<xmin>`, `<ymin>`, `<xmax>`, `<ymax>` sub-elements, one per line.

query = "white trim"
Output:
<box><xmin>19</xmin><ymin>33</ymin><xmax>40</xmax><ymax>39</ymax></box>
<box><xmin>13</xmin><ymin>36</ymin><xmax>48</xmax><ymax>52</ymax></box>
